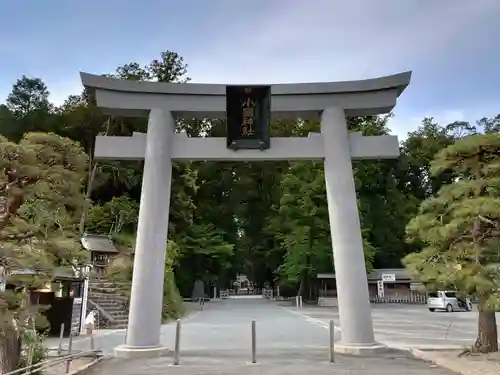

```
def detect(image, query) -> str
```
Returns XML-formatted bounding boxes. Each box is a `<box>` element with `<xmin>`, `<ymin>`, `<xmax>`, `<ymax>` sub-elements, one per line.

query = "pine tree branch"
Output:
<box><xmin>478</xmin><ymin>215</ymin><xmax>500</xmax><ymax>228</ymax></box>
<box><xmin>0</xmin><ymin>169</ymin><xmax>39</xmax><ymax>232</ymax></box>
<box><xmin>425</xmin><ymin>253</ymin><xmax>443</xmax><ymax>264</ymax></box>
<box><xmin>0</xmin><ymin>231</ymin><xmax>35</xmax><ymax>241</ymax></box>
<box><xmin>489</xmin><ymin>230</ymin><xmax>500</xmax><ymax>238</ymax></box>
<box><xmin>0</xmin><ymin>194</ymin><xmax>24</xmax><ymax>232</ymax></box>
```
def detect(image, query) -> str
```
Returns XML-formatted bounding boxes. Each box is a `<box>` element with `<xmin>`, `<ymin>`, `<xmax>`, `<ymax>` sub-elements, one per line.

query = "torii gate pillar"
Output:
<box><xmin>321</xmin><ymin>107</ymin><xmax>377</xmax><ymax>348</ymax></box>
<box><xmin>81</xmin><ymin>71</ymin><xmax>411</xmax><ymax>358</ymax></box>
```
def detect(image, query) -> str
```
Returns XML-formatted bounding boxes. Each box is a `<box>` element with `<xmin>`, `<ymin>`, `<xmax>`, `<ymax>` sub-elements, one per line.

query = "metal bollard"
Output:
<box><xmin>173</xmin><ymin>319</ymin><xmax>181</xmax><ymax>365</ymax></box>
<box><xmin>329</xmin><ymin>320</ymin><xmax>335</xmax><ymax>363</ymax></box>
<box><xmin>27</xmin><ymin>344</ymin><xmax>34</xmax><ymax>369</ymax></box>
<box><xmin>65</xmin><ymin>331</ymin><xmax>73</xmax><ymax>373</ymax></box>
<box><xmin>90</xmin><ymin>329</ymin><xmax>95</xmax><ymax>350</ymax></box>
<box><xmin>58</xmin><ymin>323</ymin><xmax>65</xmax><ymax>356</ymax></box>
<box><xmin>251</xmin><ymin>320</ymin><xmax>256</xmax><ymax>363</ymax></box>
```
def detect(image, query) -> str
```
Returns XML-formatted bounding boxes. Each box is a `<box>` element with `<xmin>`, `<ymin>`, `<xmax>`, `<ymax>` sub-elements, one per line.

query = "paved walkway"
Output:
<box><xmin>83</xmin><ymin>297</ymin><xmax>456</xmax><ymax>374</ymax></box>
<box><xmin>286</xmin><ymin>303</ymin><xmax>500</xmax><ymax>349</ymax></box>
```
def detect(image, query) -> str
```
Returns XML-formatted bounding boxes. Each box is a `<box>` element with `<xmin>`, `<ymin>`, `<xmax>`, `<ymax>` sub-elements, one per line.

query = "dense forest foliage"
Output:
<box><xmin>1</xmin><ymin>50</ymin><xmax>499</xmax><ymax>298</ymax></box>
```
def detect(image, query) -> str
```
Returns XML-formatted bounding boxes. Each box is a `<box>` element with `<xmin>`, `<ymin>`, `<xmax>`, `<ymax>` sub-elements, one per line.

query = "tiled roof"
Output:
<box><xmin>80</xmin><ymin>234</ymin><xmax>118</xmax><ymax>253</ymax></box>
<box><xmin>367</xmin><ymin>268</ymin><xmax>411</xmax><ymax>281</ymax></box>
<box><xmin>10</xmin><ymin>267</ymin><xmax>81</xmax><ymax>280</ymax></box>
<box><xmin>317</xmin><ymin>268</ymin><xmax>412</xmax><ymax>281</ymax></box>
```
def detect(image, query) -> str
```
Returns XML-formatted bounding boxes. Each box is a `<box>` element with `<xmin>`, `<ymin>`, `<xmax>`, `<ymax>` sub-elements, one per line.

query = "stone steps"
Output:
<box><xmin>89</xmin><ymin>286</ymin><xmax>122</xmax><ymax>294</ymax></box>
<box><xmin>89</xmin><ymin>294</ymin><xmax>128</xmax><ymax>302</ymax></box>
<box><xmin>91</xmin><ymin>305</ymin><xmax>128</xmax><ymax>317</ymax></box>
<box><xmin>88</xmin><ymin>278</ymin><xmax>130</xmax><ymax>330</ymax></box>
<box><xmin>92</xmin><ymin>306</ymin><xmax>128</xmax><ymax>317</ymax></box>
<box><xmin>89</xmin><ymin>281</ymin><xmax>129</xmax><ymax>289</ymax></box>
<box><xmin>90</xmin><ymin>300</ymin><xmax>125</xmax><ymax>309</ymax></box>
<box><xmin>89</xmin><ymin>292</ymin><xmax>129</xmax><ymax>301</ymax></box>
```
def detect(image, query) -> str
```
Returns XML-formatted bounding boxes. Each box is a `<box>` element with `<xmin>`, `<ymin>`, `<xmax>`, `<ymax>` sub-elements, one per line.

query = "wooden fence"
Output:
<box><xmin>369</xmin><ymin>292</ymin><xmax>426</xmax><ymax>304</ymax></box>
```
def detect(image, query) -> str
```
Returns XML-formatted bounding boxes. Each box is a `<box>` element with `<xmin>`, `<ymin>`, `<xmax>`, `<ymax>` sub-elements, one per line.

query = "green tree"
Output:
<box><xmin>175</xmin><ymin>223</ymin><xmax>234</xmax><ymax>296</ymax></box>
<box><xmin>0</xmin><ymin>105</ymin><xmax>17</xmax><ymax>140</ymax></box>
<box><xmin>115</xmin><ymin>62</ymin><xmax>152</xmax><ymax>82</ymax></box>
<box><xmin>6</xmin><ymin>76</ymin><xmax>51</xmax><ymax>118</ymax></box>
<box><xmin>86</xmin><ymin>196</ymin><xmax>139</xmax><ymax>235</ymax></box>
<box><xmin>385</xmin><ymin>117</ymin><xmax>481</xmax><ymax>264</ymax></box>
<box><xmin>397</xmin><ymin>117</ymin><xmax>477</xmax><ymax>202</ymax></box>
<box><xmin>146</xmin><ymin>51</ymin><xmax>191</xmax><ymax>83</ymax></box>
<box><xmin>350</xmin><ymin>116</ymin><xmax>417</xmax><ymax>267</ymax></box>
<box><xmin>3</xmin><ymin>77</ymin><xmax>55</xmax><ymax>140</ymax></box>
<box><xmin>0</xmin><ymin>132</ymin><xmax>88</xmax><ymax>372</ymax></box>
<box><xmin>52</xmin><ymin>52</ymin><xmax>198</xmax><ymax>240</ymax></box>
<box><xmin>477</xmin><ymin>114</ymin><xmax>500</xmax><ymax>134</ymax></box>
<box><xmin>398</xmin><ymin>118</ymin><xmax>456</xmax><ymax>200</ymax></box>
<box><xmin>269</xmin><ymin>161</ymin><xmax>332</xmax><ymax>298</ymax></box>
<box><xmin>106</xmin><ymin>239</ymin><xmax>185</xmax><ymax>321</ymax></box>
<box><xmin>269</xmin><ymin>160</ymin><xmax>376</xmax><ymax>299</ymax></box>
<box><xmin>404</xmin><ymin>133</ymin><xmax>500</xmax><ymax>353</ymax></box>
<box><xmin>229</xmin><ymin>119</ymin><xmax>314</xmax><ymax>289</ymax></box>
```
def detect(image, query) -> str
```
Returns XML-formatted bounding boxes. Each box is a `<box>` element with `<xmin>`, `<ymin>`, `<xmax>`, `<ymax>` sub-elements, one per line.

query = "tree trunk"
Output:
<box><xmin>297</xmin><ymin>253</ymin><xmax>312</xmax><ymax>298</ymax></box>
<box><xmin>79</xmin><ymin>119</ymin><xmax>111</xmax><ymax>236</ymax></box>
<box><xmin>473</xmin><ymin>306</ymin><xmax>498</xmax><ymax>353</ymax></box>
<box><xmin>78</xmin><ymin>160</ymin><xmax>98</xmax><ymax>236</ymax></box>
<box><xmin>0</xmin><ymin>321</ymin><xmax>21</xmax><ymax>374</ymax></box>
<box><xmin>297</xmin><ymin>275</ymin><xmax>305</xmax><ymax>297</ymax></box>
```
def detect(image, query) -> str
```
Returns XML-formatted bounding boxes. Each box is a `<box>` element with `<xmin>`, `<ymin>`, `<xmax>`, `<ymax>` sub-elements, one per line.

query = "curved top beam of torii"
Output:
<box><xmin>80</xmin><ymin>71</ymin><xmax>411</xmax><ymax>119</ymax></box>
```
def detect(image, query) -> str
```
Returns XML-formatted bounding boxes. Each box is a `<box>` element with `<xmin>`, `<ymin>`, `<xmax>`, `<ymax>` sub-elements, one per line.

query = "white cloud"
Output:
<box><xmin>189</xmin><ymin>0</ymin><xmax>500</xmax><ymax>84</ymax></box>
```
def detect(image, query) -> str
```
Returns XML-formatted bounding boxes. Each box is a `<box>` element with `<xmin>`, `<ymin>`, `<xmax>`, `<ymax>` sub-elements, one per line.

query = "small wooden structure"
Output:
<box><xmin>80</xmin><ymin>234</ymin><xmax>119</xmax><ymax>274</ymax></box>
<box><xmin>317</xmin><ymin>268</ymin><xmax>423</xmax><ymax>306</ymax></box>
<box><xmin>8</xmin><ymin>267</ymin><xmax>85</xmax><ymax>337</ymax></box>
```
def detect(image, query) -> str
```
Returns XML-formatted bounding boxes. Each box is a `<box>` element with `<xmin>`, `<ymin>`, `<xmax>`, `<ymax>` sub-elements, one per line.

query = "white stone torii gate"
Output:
<box><xmin>80</xmin><ymin>71</ymin><xmax>411</xmax><ymax>358</ymax></box>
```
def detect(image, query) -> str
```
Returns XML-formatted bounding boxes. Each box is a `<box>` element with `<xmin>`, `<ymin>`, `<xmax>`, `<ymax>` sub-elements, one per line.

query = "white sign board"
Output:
<box><xmin>410</xmin><ymin>282</ymin><xmax>422</xmax><ymax>291</ymax></box>
<box><xmin>377</xmin><ymin>280</ymin><xmax>384</xmax><ymax>298</ymax></box>
<box><xmin>382</xmin><ymin>274</ymin><xmax>396</xmax><ymax>282</ymax></box>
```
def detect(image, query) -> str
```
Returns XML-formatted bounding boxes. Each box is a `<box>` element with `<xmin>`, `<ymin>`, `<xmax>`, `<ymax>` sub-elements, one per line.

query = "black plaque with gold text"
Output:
<box><xmin>226</xmin><ymin>85</ymin><xmax>271</xmax><ymax>150</ymax></box>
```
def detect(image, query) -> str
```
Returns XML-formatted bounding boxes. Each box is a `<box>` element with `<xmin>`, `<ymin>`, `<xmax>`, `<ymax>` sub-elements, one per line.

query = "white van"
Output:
<box><xmin>427</xmin><ymin>290</ymin><xmax>472</xmax><ymax>312</ymax></box>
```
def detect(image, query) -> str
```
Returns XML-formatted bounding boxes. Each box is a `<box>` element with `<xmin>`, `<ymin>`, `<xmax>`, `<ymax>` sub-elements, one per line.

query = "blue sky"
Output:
<box><xmin>1</xmin><ymin>0</ymin><xmax>499</xmax><ymax>139</ymax></box>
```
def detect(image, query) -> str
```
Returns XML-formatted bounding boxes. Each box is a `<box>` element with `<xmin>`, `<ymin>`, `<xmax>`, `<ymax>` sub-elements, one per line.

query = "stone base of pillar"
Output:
<box><xmin>334</xmin><ymin>342</ymin><xmax>388</xmax><ymax>355</ymax></box>
<box><xmin>114</xmin><ymin>345</ymin><xmax>171</xmax><ymax>359</ymax></box>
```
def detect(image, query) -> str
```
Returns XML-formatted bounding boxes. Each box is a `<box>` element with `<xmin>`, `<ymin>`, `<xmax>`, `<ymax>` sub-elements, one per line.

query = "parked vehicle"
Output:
<box><xmin>427</xmin><ymin>290</ymin><xmax>472</xmax><ymax>312</ymax></box>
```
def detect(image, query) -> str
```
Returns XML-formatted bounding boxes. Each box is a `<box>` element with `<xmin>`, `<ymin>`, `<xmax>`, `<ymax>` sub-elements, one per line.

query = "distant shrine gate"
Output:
<box><xmin>81</xmin><ymin>71</ymin><xmax>412</xmax><ymax>358</ymax></box>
